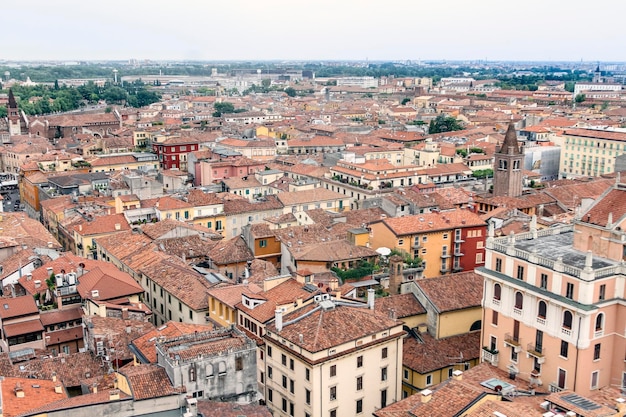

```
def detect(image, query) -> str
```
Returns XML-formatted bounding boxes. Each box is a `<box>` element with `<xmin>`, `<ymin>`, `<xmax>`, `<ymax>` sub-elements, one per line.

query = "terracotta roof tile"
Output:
<box><xmin>120</xmin><ymin>364</ymin><xmax>184</xmax><ymax>400</ymax></box>
<box><xmin>415</xmin><ymin>271</ymin><xmax>483</xmax><ymax>312</ymax></box>
<box><xmin>374</xmin><ymin>293</ymin><xmax>426</xmax><ymax>318</ymax></box>
<box><xmin>403</xmin><ymin>331</ymin><xmax>480</xmax><ymax>373</ymax></box>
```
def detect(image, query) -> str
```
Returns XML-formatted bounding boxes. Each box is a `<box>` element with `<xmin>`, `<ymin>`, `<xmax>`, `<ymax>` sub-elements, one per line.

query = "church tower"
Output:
<box><xmin>592</xmin><ymin>64</ymin><xmax>602</xmax><ymax>83</ymax></box>
<box><xmin>7</xmin><ymin>89</ymin><xmax>22</xmax><ymax>136</ymax></box>
<box><xmin>492</xmin><ymin>123</ymin><xmax>523</xmax><ymax>197</ymax></box>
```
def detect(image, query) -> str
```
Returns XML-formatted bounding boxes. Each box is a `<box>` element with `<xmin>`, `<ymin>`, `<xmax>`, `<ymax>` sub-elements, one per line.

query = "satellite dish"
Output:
<box><xmin>376</xmin><ymin>247</ymin><xmax>391</xmax><ymax>256</ymax></box>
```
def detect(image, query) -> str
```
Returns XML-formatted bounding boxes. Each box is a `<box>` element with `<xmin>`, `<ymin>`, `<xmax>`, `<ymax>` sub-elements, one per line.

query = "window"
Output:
<box><xmin>290</xmin><ymin>358</ymin><xmax>294</xmax><ymax>370</ymax></box>
<box><xmin>188</xmin><ymin>365</ymin><xmax>197</xmax><ymax>382</ymax></box>
<box><xmin>560</xmin><ymin>341</ymin><xmax>569</xmax><ymax>358</ymax></box>
<box><xmin>189</xmin><ymin>310</ymin><xmax>193</xmax><ymax>320</ymax></box>
<box><xmin>357</xmin><ymin>355</ymin><xmax>363</xmax><ymax>368</ymax></box>
<box><xmin>268</xmin><ymin>366</ymin><xmax>273</xmax><ymax>379</ymax></box>
<box><xmin>330</xmin><ymin>364</ymin><xmax>337</xmax><ymax>377</ymax></box>
<box><xmin>236</xmin><ymin>357</ymin><xmax>243</xmax><ymax>371</ymax></box>
<box><xmin>282</xmin><ymin>375</ymin><xmax>287</xmax><ymax>388</ymax></box>
<box><xmin>330</xmin><ymin>410</ymin><xmax>337</xmax><ymax>417</ymax></box>
<box><xmin>290</xmin><ymin>402</ymin><xmax>294</xmax><ymax>417</ymax></box>
<box><xmin>356</xmin><ymin>399</ymin><xmax>363</xmax><ymax>414</ymax></box>
<box><xmin>381</xmin><ymin>389</ymin><xmax>387</xmax><ymax>408</ymax></box>
<box><xmin>558</xmin><ymin>369</ymin><xmax>567</xmax><ymax>389</ymax></box>
<box><xmin>492</xmin><ymin>310</ymin><xmax>498</xmax><ymax>325</ymax></box>
<box><xmin>493</xmin><ymin>283</ymin><xmax>501</xmax><ymax>300</ymax></box>
<box><xmin>382</xmin><ymin>347</ymin><xmax>388</xmax><ymax>359</ymax></box>
<box><xmin>591</xmin><ymin>371</ymin><xmax>599</xmax><ymax>389</ymax></box>
<box><xmin>510</xmin><ymin>349</ymin><xmax>518</xmax><ymax>362</ymax></box>
<box><xmin>282</xmin><ymin>354</ymin><xmax>287</xmax><ymax>366</ymax></box>
<box><xmin>403</xmin><ymin>369</ymin><xmax>409</xmax><ymax>380</ymax></box>
<box><xmin>356</xmin><ymin>376</ymin><xmax>363</xmax><ymax>391</ymax></box>
<box><xmin>540</xmin><ymin>273</ymin><xmax>548</xmax><ymax>289</ymax></box>
<box><xmin>514</xmin><ymin>292</ymin><xmax>524</xmax><ymax>309</ymax></box>
<box><xmin>260</xmin><ymin>239</ymin><xmax>267</xmax><ymax>248</ymax></box>
<box><xmin>330</xmin><ymin>386</ymin><xmax>337</xmax><ymax>401</ymax></box>
<box><xmin>537</xmin><ymin>300</ymin><xmax>547</xmax><ymax>319</ymax></box>
<box><xmin>495</xmin><ymin>258</ymin><xmax>502</xmax><ymax>272</ymax></box>
<box><xmin>516</xmin><ymin>265</ymin><xmax>524</xmax><ymax>280</ymax></box>
<box><xmin>599</xmin><ymin>284</ymin><xmax>606</xmax><ymax>301</ymax></box>
<box><xmin>593</xmin><ymin>343</ymin><xmax>601</xmax><ymax>360</ymax></box>
<box><xmin>267</xmin><ymin>346</ymin><xmax>272</xmax><ymax>357</ymax></box>
<box><xmin>566</xmin><ymin>282</ymin><xmax>575</xmax><ymax>299</ymax></box>
<box><xmin>535</xmin><ymin>330</ymin><xmax>544</xmax><ymax>354</ymax></box>
<box><xmin>290</xmin><ymin>379</ymin><xmax>294</xmax><ymax>394</ymax></box>
<box><xmin>305</xmin><ymin>388</ymin><xmax>311</xmax><ymax>404</ymax></box>
<box><xmin>398</xmin><ymin>239</ymin><xmax>404</xmax><ymax>246</ymax></box>
<box><xmin>305</xmin><ymin>368</ymin><xmax>310</xmax><ymax>381</ymax></box>
<box><xmin>595</xmin><ymin>313</ymin><xmax>604</xmax><ymax>331</ymax></box>
<box><xmin>381</xmin><ymin>367</ymin><xmax>388</xmax><ymax>381</ymax></box>
<box><xmin>426</xmin><ymin>374</ymin><xmax>432</xmax><ymax>386</ymax></box>
<box><xmin>562</xmin><ymin>310</ymin><xmax>573</xmax><ymax>329</ymax></box>
<box><xmin>282</xmin><ymin>398</ymin><xmax>287</xmax><ymax>412</ymax></box>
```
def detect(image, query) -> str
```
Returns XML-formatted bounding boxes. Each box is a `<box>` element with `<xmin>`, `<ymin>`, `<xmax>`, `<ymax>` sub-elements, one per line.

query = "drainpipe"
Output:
<box><xmin>573</xmin><ymin>316</ymin><xmax>581</xmax><ymax>392</ymax></box>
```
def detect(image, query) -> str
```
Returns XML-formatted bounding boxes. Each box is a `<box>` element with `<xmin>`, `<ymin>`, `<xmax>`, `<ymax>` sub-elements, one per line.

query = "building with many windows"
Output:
<box><xmin>477</xmin><ymin>181</ymin><xmax>626</xmax><ymax>397</ymax></box>
<box><xmin>558</xmin><ymin>128</ymin><xmax>626</xmax><ymax>178</ymax></box>
<box><xmin>262</xmin><ymin>291</ymin><xmax>404</xmax><ymax>417</ymax></box>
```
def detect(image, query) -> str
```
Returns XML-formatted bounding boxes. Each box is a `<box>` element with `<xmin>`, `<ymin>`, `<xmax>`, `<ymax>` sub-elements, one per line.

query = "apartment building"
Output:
<box><xmin>369</xmin><ymin>208</ymin><xmax>487</xmax><ymax>278</ymax></box>
<box><xmin>558</xmin><ymin>128</ymin><xmax>626</xmax><ymax>178</ymax></box>
<box><xmin>477</xmin><ymin>182</ymin><xmax>626</xmax><ymax>397</ymax></box>
<box><xmin>262</xmin><ymin>291</ymin><xmax>404</xmax><ymax>417</ymax></box>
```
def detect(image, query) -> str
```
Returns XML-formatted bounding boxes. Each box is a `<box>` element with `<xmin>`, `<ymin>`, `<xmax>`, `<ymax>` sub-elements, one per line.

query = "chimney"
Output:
<box><xmin>122</xmin><ymin>307</ymin><xmax>129</xmax><ymax>320</ymax></box>
<box><xmin>34</xmin><ymin>280</ymin><xmax>41</xmax><ymax>289</ymax></box>
<box><xmin>51</xmin><ymin>372</ymin><xmax>57</xmax><ymax>382</ymax></box>
<box><xmin>388</xmin><ymin>308</ymin><xmax>397</xmax><ymax>320</ymax></box>
<box><xmin>92</xmin><ymin>383</ymin><xmax>98</xmax><ymax>394</ymax></box>
<box><xmin>79</xmin><ymin>224</ymin><xmax>82</xmax><ymax>232</ymax></box>
<box><xmin>46</xmin><ymin>267</ymin><xmax>53</xmax><ymax>275</ymax></box>
<box><xmin>115</xmin><ymin>223</ymin><xmax>121</xmax><ymax>231</ymax></box>
<box><xmin>329</xmin><ymin>278</ymin><xmax>338</xmax><ymax>291</ymax></box>
<box><xmin>48</xmin><ymin>241</ymin><xmax>53</xmax><ymax>248</ymax></box>
<box><xmin>420</xmin><ymin>389</ymin><xmax>433</xmax><ymax>403</ymax></box>
<box><xmin>275</xmin><ymin>308</ymin><xmax>283</xmax><ymax>332</ymax></box>
<box><xmin>15</xmin><ymin>382</ymin><xmax>24</xmax><ymax>398</ymax></box>
<box><xmin>452</xmin><ymin>370</ymin><xmax>463</xmax><ymax>381</ymax></box>
<box><xmin>55</xmin><ymin>383</ymin><xmax>63</xmax><ymax>394</ymax></box>
<box><xmin>367</xmin><ymin>288</ymin><xmax>375</xmax><ymax>310</ymax></box>
<box><xmin>109</xmin><ymin>389</ymin><xmax>120</xmax><ymax>400</ymax></box>
<box><xmin>26</xmin><ymin>273</ymin><xmax>32</xmax><ymax>281</ymax></box>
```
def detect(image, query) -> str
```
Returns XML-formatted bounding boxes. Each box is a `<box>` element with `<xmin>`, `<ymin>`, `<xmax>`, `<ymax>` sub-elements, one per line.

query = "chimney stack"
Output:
<box><xmin>420</xmin><ymin>389</ymin><xmax>432</xmax><ymax>403</ymax></box>
<box><xmin>15</xmin><ymin>383</ymin><xmax>24</xmax><ymax>398</ymax></box>
<box><xmin>275</xmin><ymin>308</ymin><xmax>283</xmax><ymax>332</ymax></box>
<box><xmin>367</xmin><ymin>288</ymin><xmax>375</xmax><ymax>310</ymax></box>
<box><xmin>55</xmin><ymin>383</ymin><xmax>63</xmax><ymax>394</ymax></box>
<box><xmin>452</xmin><ymin>370</ymin><xmax>463</xmax><ymax>381</ymax></box>
<box><xmin>109</xmin><ymin>389</ymin><xmax>120</xmax><ymax>400</ymax></box>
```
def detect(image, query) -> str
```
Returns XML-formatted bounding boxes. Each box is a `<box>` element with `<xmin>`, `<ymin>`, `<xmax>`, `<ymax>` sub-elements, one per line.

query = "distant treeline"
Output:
<box><xmin>0</xmin><ymin>80</ymin><xmax>160</xmax><ymax>116</ymax></box>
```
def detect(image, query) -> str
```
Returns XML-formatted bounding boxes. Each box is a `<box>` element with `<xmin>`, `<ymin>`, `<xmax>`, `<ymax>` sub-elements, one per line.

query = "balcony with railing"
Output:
<box><xmin>548</xmin><ymin>382</ymin><xmax>564</xmax><ymax>393</ymax></box>
<box><xmin>482</xmin><ymin>347</ymin><xmax>499</xmax><ymax>366</ymax></box>
<box><xmin>504</xmin><ymin>333</ymin><xmax>522</xmax><ymax>351</ymax></box>
<box><xmin>561</xmin><ymin>327</ymin><xmax>572</xmax><ymax>337</ymax></box>
<box><xmin>526</xmin><ymin>343</ymin><xmax>546</xmax><ymax>363</ymax></box>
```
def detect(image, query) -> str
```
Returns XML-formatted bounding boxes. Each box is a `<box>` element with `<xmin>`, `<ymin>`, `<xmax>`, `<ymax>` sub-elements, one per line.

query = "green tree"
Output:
<box><xmin>0</xmin><ymin>106</ymin><xmax>6</xmax><ymax>118</ymax></box>
<box><xmin>575</xmin><ymin>94</ymin><xmax>586</xmax><ymax>103</ymax></box>
<box><xmin>401</xmin><ymin>97</ymin><xmax>411</xmax><ymax>105</ymax></box>
<box><xmin>284</xmin><ymin>87</ymin><xmax>296</xmax><ymax>97</ymax></box>
<box><xmin>213</xmin><ymin>101</ymin><xmax>235</xmax><ymax>117</ymax></box>
<box><xmin>428</xmin><ymin>114</ymin><xmax>464</xmax><ymax>134</ymax></box>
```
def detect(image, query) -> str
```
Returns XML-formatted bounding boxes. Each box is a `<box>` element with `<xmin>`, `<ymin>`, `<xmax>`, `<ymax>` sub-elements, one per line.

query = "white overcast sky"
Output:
<box><xmin>3</xmin><ymin>0</ymin><xmax>625</xmax><ymax>62</ymax></box>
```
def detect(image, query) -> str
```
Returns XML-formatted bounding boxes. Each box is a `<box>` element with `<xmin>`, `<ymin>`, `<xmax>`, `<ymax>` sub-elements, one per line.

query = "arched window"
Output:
<box><xmin>514</xmin><ymin>292</ymin><xmax>524</xmax><ymax>309</ymax></box>
<box><xmin>470</xmin><ymin>320</ymin><xmax>482</xmax><ymax>332</ymax></box>
<box><xmin>188</xmin><ymin>365</ymin><xmax>196</xmax><ymax>382</ymax></box>
<box><xmin>537</xmin><ymin>300</ymin><xmax>547</xmax><ymax>319</ymax></box>
<box><xmin>562</xmin><ymin>310</ymin><xmax>573</xmax><ymax>329</ymax></box>
<box><xmin>493</xmin><ymin>283</ymin><xmax>501</xmax><ymax>300</ymax></box>
<box><xmin>206</xmin><ymin>364</ymin><xmax>214</xmax><ymax>378</ymax></box>
<box><xmin>595</xmin><ymin>313</ymin><xmax>604</xmax><ymax>331</ymax></box>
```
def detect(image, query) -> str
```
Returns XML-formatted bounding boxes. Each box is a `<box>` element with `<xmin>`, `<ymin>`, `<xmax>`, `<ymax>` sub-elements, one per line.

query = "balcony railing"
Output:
<box><xmin>513</xmin><ymin>307</ymin><xmax>522</xmax><ymax>316</ymax></box>
<box><xmin>548</xmin><ymin>382</ymin><xmax>564</xmax><ymax>393</ymax></box>
<box><xmin>492</xmin><ymin>298</ymin><xmax>500</xmax><ymax>306</ymax></box>
<box><xmin>594</xmin><ymin>329</ymin><xmax>604</xmax><ymax>338</ymax></box>
<box><xmin>504</xmin><ymin>333</ymin><xmax>521</xmax><ymax>350</ymax></box>
<box><xmin>526</xmin><ymin>343</ymin><xmax>546</xmax><ymax>362</ymax></box>
<box><xmin>536</xmin><ymin>317</ymin><xmax>546</xmax><ymax>326</ymax></box>
<box><xmin>482</xmin><ymin>347</ymin><xmax>499</xmax><ymax>365</ymax></box>
<box><xmin>561</xmin><ymin>327</ymin><xmax>572</xmax><ymax>337</ymax></box>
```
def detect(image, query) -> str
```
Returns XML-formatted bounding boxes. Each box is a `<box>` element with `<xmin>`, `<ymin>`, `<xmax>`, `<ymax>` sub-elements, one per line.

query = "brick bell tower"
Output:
<box><xmin>7</xmin><ymin>89</ymin><xmax>22</xmax><ymax>136</ymax></box>
<box><xmin>492</xmin><ymin>123</ymin><xmax>523</xmax><ymax>197</ymax></box>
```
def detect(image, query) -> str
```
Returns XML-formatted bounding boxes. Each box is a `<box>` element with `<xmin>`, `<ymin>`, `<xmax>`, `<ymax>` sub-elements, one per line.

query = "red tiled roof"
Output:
<box><xmin>3</xmin><ymin>319</ymin><xmax>44</xmax><ymax>337</ymax></box>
